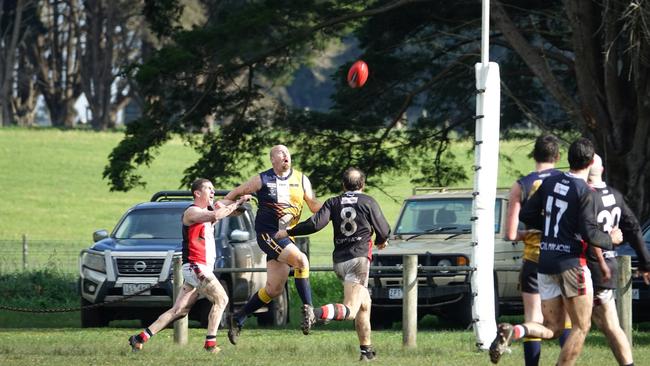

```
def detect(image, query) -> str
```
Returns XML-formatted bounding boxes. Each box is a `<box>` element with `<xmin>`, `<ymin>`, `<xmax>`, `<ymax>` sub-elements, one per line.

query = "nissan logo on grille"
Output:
<box><xmin>133</xmin><ymin>261</ymin><xmax>147</xmax><ymax>272</ymax></box>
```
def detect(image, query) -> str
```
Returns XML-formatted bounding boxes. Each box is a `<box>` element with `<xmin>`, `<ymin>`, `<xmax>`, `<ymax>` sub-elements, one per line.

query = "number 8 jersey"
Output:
<box><xmin>288</xmin><ymin>191</ymin><xmax>391</xmax><ymax>263</ymax></box>
<box><xmin>520</xmin><ymin>172</ymin><xmax>613</xmax><ymax>274</ymax></box>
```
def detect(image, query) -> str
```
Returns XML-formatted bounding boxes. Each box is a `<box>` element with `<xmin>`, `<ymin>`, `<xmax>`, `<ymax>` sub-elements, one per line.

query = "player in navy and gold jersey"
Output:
<box><xmin>224</xmin><ymin>145</ymin><xmax>322</xmax><ymax>343</ymax></box>
<box><xmin>276</xmin><ymin>167</ymin><xmax>391</xmax><ymax>361</ymax></box>
<box><xmin>490</xmin><ymin>138</ymin><xmax>623</xmax><ymax>365</ymax></box>
<box><xmin>587</xmin><ymin>154</ymin><xmax>650</xmax><ymax>366</ymax></box>
<box><xmin>504</xmin><ymin>134</ymin><xmax>563</xmax><ymax>366</ymax></box>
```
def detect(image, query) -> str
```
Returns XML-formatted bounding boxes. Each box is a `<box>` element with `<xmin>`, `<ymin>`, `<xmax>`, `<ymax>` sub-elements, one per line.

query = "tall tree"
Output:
<box><xmin>104</xmin><ymin>0</ymin><xmax>475</xmax><ymax>194</ymax></box>
<box><xmin>28</xmin><ymin>0</ymin><xmax>82</xmax><ymax>127</ymax></box>
<box><xmin>78</xmin><ymin>0</ymin><xmax>144</xmax><ymax>130</ymax></box>
<box><xmin>0</xmin><ymin>0</ymin><xmax>30</xmax><ymax>125</ymax></box>
<box><xmin>491</xmin><ymin>0</ymin><xmax>650</xmax><ymax>218</ymax></box>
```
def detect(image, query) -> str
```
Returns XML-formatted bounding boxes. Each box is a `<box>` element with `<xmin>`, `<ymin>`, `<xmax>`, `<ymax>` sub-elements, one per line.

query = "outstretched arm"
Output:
<box><xmin>223</xmin><ymin>175</ymin><xmax>262</xmax><ymax>202</ymax></box>
<box><xmin>183</xmin><ymin>196</ymin><xmax>250</xmax><ymax>226</ymax></box>
<box><xmin>302</xmin><ymin>175</ymin><xmax>322</xmax><ymax>213</ymax></box>
<box><xmin>284</xmin><ymin>199</ymin><xmax>333</xmax><ymax>237</ymax></box>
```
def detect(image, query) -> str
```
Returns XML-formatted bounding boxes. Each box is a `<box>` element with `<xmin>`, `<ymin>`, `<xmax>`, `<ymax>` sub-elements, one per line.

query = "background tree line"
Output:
<box><xmin>2</xmin><ymin>0</ymin><xmax>650</xmax><ymax>220</ymax></box>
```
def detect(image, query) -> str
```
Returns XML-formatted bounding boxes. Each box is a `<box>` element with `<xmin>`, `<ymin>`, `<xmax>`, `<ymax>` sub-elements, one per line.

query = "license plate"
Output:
<box><xmin>388</xmin><ymin>288</ymin><xmax>403</xmax><ymax>299</ymax></box>
<box><xmin>633</xmin><ymin>288</ymin><xmax>639</xmax><ymax>300</ymax></box>
<box><xmin>123</xmin><ymin>283</ymin><xmax>151</xmax><ymax>296</ymax></box>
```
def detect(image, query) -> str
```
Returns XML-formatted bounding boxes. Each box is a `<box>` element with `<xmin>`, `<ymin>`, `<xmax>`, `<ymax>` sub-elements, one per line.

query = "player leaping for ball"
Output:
<box><xmin>224</xmin><ymin>145</ymin><xmax>322</xmax><ymax>344</ymax></box>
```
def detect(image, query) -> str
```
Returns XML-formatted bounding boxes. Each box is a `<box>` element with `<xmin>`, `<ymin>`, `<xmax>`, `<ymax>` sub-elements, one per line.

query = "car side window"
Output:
<box><xmin>241</xmin><ymin>210</ymin><xmax>254</xmax><ymax>234</ymax></box>
<box><xmin>229</xmin><ymin>215</ymin><xmax>244</xmax><ymax>233</ymax></box>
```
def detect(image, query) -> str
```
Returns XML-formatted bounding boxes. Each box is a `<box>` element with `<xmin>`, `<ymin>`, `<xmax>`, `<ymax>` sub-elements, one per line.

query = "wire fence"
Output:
<box><xmin>0</xmin><ymin>237</ymin><xmax>335</xmax><ymax>274</ymax></box>
<box><xmin>0</xmin><ymin>238</ymin><xmax>85</xmax><ymax>274</ymax></box>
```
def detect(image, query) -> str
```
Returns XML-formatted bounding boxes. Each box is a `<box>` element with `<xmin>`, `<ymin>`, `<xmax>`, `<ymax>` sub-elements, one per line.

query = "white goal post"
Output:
<box><xmin>471</xmin><ymin>0</ymin><xmax>501</xmax><ymax>350</ymax></box>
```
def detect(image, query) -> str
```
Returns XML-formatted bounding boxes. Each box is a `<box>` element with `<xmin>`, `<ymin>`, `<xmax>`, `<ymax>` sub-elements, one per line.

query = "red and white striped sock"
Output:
<box><xmin>315</xmin><ymin>303</ymin><xmax>351</xmax><ymax>321</ymax></box>
<box><xmin>513</xmin><ymin>325</ymin><xmax>526</xmax><ymax>340</ymax></box>
<box><xmin>138</xmin><ymin>328</ymin><xmax>153</xmax><ymax>343</ymax></box>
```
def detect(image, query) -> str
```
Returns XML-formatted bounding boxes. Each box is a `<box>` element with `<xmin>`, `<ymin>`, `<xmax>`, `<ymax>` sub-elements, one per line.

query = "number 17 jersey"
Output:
<box><xmin>519</xmin><ymin>172</ymin><xmax>612</xmax><ymax>274</ymax></box>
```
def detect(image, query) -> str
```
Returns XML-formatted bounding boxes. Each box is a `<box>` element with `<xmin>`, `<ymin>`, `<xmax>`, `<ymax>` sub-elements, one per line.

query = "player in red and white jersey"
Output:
<box><xmin>129</xmin><ymin>178</ymin><xmax>250</xmax><ymax>354</ymax></box>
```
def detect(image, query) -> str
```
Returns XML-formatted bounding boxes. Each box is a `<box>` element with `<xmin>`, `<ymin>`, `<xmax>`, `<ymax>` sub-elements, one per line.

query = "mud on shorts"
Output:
<box><xmin>538</xmin><ymin>265</ymin><xmax>593</xmax><ymax>300</ymax></box>
<box><xmin>257</xmin><ymin>232</ymin><xmax>294</xmax><ymax>261</ymax></box>
<box><xmin>333</xmin><ymin>257</ymin><xmax>370</xmax><ymax>287</ymax></box>
<box><xmin>519</xmin><ymin>259</ymin><xmax>539</xmax><ymax>294</ymax></box>
<box><xmin>593</xmin><ymin>288</ymin><xmax>615</xmax><ymax>307</ymax></box>
<box><xmin>182</xmin><ymin>263</ymin><xmax>221</xmax><ymax>302</ymax></box>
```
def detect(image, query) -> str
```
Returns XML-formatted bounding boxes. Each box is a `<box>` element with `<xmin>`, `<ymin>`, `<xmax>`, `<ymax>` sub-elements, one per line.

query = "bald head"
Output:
<box><xmin>343</xmin><ymin>167</ymin><xmax>365</xmax><ymax>191</ymax></box>
<box><xmin>269</xmin><ymin>145</ymin><xmax>291</xmax><ymax>173</ymax></box>
<box><xmin>588</xmin><ymin>153</ymin><xmax>604</xmax><ymax>183</ymax></box>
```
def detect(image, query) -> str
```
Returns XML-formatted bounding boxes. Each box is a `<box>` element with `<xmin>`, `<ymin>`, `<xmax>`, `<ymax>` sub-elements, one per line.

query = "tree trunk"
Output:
<box><xmin>564</xmin><ymin>0</ymin><xmax>650</xmax><ymax>218</ymax></box>
<box><xmin>12</xmin><ymin>48</ymin><xmax>39</xmax><ymax>126</ymax></box>
<box><xmin>0</xmin><ymin>0</ymin><xmax>27</xmax><ymax>126</ymax></box>
<box><xmin>29</xmin><ymin>0</ymin><xmax>82</xmax><ymax>128</ymax></box>
<box><xmin>80</xmin><ymin>0</ymin><xmax>142</xmax><ymax>130</ymax></box>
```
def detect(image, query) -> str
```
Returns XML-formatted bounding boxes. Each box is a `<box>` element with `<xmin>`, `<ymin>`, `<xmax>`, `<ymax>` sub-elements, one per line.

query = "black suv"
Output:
<box><xmin>79</xmin><ymin>190</ymin><xmax>288</xmax><ymax>327</ymax></box>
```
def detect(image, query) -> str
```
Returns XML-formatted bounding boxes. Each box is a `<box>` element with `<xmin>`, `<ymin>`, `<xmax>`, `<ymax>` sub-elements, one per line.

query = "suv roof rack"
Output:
<box><xmin>150</xmin><ymin>190</ymin><xmax>231</xmax><ymax>202</ymax></box>
<box><xmin>412</xmin><ymin>187</ymin><xmax>509</xmax><ymax>195</ymax></box>
<box><xmin>412</xmin><ymin>187</ymin><xmax>472</xmax><ymax>195</ymax></box>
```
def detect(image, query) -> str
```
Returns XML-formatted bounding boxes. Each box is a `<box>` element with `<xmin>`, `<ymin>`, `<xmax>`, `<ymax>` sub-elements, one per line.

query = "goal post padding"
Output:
<box><xmin>471</xmin><ymin>61</ymin><xmax>501</xmax><ymax>350</ymax></box>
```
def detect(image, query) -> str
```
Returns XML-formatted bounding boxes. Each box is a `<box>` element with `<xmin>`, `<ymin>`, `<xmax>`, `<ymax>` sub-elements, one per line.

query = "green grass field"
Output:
<box><xmin>0</xmin><ymin>127</ymin><xmax>539</xmax><ymax>268</ymax></box>
<box><xmin>2</xmin><ymin>320</ymin><xmax>650</xmax><ymax>365</ymax></box>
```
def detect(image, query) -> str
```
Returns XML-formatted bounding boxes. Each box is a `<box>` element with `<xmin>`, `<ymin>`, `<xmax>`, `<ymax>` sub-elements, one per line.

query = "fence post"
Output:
<box><xmin>173</xmin><ymin>256</ymin><xmax>188</xmax><ymax>345</ymax></box>
<box><xmin>616</xmin><ymin>255</ymin><xmax>632</xmax><ymax>345</ymax></box>
<box><xmin>22</xmin><ymin>234</ymin><xmax>28</xmax><ymax>271</ymax></box>
<box><xmin>402</xmin><ymin>255</ymin><xmax>417</xmax><ymax>348</ymax></box>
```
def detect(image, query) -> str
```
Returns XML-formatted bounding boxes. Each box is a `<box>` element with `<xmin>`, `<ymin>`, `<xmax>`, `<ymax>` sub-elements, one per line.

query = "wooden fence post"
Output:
<box><xmin>403</xmin><ymin>255</ymin><xmax>417</xmax><ymax>348</ymax></box>
<box><xmin>616</xmin><ymin>255</ymin><xmax>632</xmax><ymax>346</ymax></box>
<box><xmin>173</xmin><ymin>256</ymin><xmax>188</xmax><ymax>345</ymax></box>
<box><xmin>22</xmin><ymin>234</ymin><xmax>28</xmax><ymax>271</ymax></box>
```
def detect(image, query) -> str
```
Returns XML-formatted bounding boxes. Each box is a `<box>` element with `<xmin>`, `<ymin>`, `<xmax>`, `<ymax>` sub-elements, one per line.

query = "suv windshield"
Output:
<box><xmin>395</xmin><ymin>198</ymin><xmax>502</xmax><ymax>235</ymax></box>
<box><xmin>113</xmin><ymin>208</ymin><xmax>186</xmax><ymax>240</ymax></box>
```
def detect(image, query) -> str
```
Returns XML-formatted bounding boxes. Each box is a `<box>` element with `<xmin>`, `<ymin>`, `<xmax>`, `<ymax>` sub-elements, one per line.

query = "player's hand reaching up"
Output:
<box><xmin>237</xmin><ymin>194</ymin><xmax>252</xmax><ymax>205</ymax></box>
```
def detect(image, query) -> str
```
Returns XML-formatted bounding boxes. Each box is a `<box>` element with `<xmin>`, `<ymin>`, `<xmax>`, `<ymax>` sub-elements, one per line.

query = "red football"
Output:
<box><xmin>347</xmin><ymin>60</ymin><xmax>369</xmax><ymax>88</ymax></box>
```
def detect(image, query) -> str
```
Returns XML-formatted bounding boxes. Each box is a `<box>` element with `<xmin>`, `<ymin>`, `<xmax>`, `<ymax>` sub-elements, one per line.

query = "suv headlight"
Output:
<box><xmin>82</xmin><ymin>252</ymin><xmax>106</xmax><ymax>273</ymax></box>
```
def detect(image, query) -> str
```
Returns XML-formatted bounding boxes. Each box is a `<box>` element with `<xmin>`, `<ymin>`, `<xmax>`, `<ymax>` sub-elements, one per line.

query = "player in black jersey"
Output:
<box><xmin>587</xmin><ymin>154</ymin><xmax>650</xmax><ymax>366</ymax></box>
<box><xmin>490</xmin><ymin>138</ymin><xmax>624</xmax><ymax>365</ymax></box>
<box><xmin>276</xmin><ymin>167</ymin><xmax>391</xmax><ymax>361</ymax></box>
